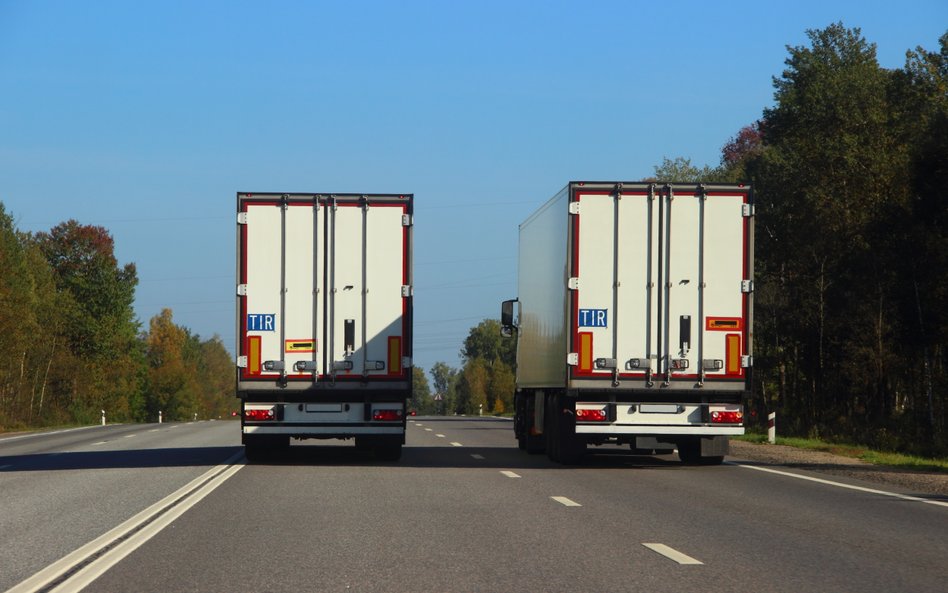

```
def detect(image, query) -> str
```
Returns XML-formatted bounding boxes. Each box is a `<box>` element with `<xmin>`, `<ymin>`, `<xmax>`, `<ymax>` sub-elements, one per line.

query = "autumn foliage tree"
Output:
<box><xmin>456</xmin><ymin>319</ymin><xmax>515</xmax><ymax>414</ymax></box>
<box><xmin>0</xmin><ymin>210</ymin><xmax>235</xmax><ymax>430</ymax></box>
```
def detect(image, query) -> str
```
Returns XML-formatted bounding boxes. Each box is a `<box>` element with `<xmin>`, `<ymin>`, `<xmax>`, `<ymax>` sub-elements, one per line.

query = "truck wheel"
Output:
<box><xmin>546</xmin><ymin>394</ymin><xmax>583</xmax><ymax>465</ymax></box>
<box><xmin>524</xmin><ymin>430</ymin><xmax>545</xmax><ymax>454</ymax></box>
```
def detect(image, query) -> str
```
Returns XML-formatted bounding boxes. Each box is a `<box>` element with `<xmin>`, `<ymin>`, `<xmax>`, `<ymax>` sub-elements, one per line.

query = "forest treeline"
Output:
<box><xmin>0</xmin><ymin>210</ymin><xmax>234</xmax><ymax>430</ymax></box>
<box><xmin>419</xmin><ymin>24</ymin><xmax>948</xmax><ymax>456</ymax></box>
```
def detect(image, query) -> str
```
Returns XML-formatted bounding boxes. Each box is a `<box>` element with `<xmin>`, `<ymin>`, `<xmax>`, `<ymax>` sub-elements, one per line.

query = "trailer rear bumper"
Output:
<box><xmin>575</xmin><ymin>425</ymin><xmax>743</xmax><ymax>436</ymax></box>
<box><xmin>243</xmin><ymin>425</ymin><xmax>405</xmax><ymax>437</ymax></box>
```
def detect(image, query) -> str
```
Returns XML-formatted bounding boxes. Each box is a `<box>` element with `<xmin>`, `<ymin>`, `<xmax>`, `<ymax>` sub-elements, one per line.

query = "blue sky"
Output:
<box><xmin>1</xmin><ymin>0</ymin><xmax>945</xmax><ymax>373</ymax></box>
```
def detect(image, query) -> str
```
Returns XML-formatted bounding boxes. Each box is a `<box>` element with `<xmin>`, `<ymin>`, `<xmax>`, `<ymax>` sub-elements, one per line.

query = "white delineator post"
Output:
<box><xmin>101</xmin><ymin>410</ymin><xmax>106</xmax><ymax>426</ymax></box>
<box><xmin>159</xmin><ymin>411</ymin><xmax>163</xmax><ymax>424</ymax></box>
<box><xmin>768</xmin><ymin>412</ymin><xmax>776</xmax><ymax>444</ymax></box>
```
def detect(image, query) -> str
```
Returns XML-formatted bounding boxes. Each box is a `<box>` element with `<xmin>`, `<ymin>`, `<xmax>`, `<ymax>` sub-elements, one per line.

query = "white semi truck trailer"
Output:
<box><xmin>502</xmin><ymin>182</ymin><xmax>753</xmax><ymax>464</ymax></box>
<box><xmin>236</xmin><ymin>192</ymin><xmax>413</xmax><ymax>461</ymax></box>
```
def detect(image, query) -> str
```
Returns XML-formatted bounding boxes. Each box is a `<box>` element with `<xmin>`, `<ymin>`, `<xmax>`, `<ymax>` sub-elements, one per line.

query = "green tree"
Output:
<box><xmin>486</xmin><ymin>360</ymin><xmax>515</xmax><ymax>414</ymax></box>
<box><xmin>650</xmin><ymin>156</ymin><xmax>729</xmax><ymax>183</ymax></box>
<box><xmin>747</xmin><ymin>22</ymin><xmax>938</xmax><ymax>450</ymax></box>
<box><xmin>410</xmin><ymin>366</ymin><xmax>434</xmax><ymax>414</ymax></box>
<box><xmin>33</xmin><ymin>220</ymin><xmax>144</xmax><ymax>422</ymax></box>
<box><xmin>455</xmin><ymin>357</ymin><xmax>488</xmax><ymax>415</ymax></box>
<box><xmin>429</xmin><ymin>361</ymin><xmax>458</xmax><ymax>415</ymax></box>
<box><xmin>461</xmin><ymin>319</ymin><xmax>516</xmax><ymax>370</ymax></box>
<box><xmin>195</xmin><ymin>335</ymin><xmax>235</xmax><ymax>420</ymax></box>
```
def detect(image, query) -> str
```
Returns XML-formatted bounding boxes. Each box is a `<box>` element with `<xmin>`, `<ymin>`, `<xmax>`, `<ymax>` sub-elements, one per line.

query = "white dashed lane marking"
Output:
<box><xmin>470</xmin><ymin>454</ymin><xmax>485</xmax><ymax>460</ymax></box>
<box><xmin>501</xmin><ymin>471</ymin><xmax>521</xmax><ymax>478</ymax></box>
<box><xmin>551</xmin><ymin>496</ymin><xmax>581</xmax><ymax>507</ymax></box>
<box><xmin>642</xmin><ymin>543</ymin><xmax>703</xmax><ymax>565</ymax></box>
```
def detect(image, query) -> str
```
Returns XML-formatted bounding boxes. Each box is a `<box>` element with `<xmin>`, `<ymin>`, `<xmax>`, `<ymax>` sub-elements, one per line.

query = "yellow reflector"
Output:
<box><xmin>726</xmin><ymin>334</ymin><xmax>741</xmax><ymax>374</ymax></box>
<box><xmin>248</xmin><ymin>336</ymin><xmax>262</xmax><ymax>375</ymax></box>
<box><xmin>388</xmin><ymin>336</ymin><xmax>402</xmax><ymax>375</ymax></box>
<box><xmin>579</xmin><ymin>332</ymin><xmax>593</xmax><ymax>372</ymax></box>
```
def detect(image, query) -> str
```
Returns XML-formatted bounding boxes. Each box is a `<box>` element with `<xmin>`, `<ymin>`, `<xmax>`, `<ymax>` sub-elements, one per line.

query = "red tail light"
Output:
<box><xmin>245</xmin><ymin>408</ymin><xmax>274</xmax><ymax>421</ymax></box>
<box><xmin>373</xmin><ymin>409</ymin><xmax>403</xmax><ymax>421</ymax></box>
<box><xmin>711</xmin><ymin>410</ymin><xmax>743</xmax><ymax>424</ymax></box>
<box><xmin>576</xmin><ymin>408</ymin><xmax>608</xmax><ymax>422</ymax></box>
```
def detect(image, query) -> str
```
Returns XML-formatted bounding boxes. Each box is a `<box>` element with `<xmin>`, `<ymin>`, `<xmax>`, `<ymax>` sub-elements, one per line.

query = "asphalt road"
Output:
<box><xmin>2</xmin><ymin>418</ymin><xmax>946</xmax><ymax>593</ymax></box>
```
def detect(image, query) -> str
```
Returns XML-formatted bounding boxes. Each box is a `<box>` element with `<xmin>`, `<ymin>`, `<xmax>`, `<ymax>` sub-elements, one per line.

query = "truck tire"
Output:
<box><xmin>545</xmin><ymin>394</ymin><xmax>584</xmax><ymax>465</ymax></box>
<box><xmin>520</xmin><ymin>393</ymin><xmax>545</xmax><ymax>454</ymax></box>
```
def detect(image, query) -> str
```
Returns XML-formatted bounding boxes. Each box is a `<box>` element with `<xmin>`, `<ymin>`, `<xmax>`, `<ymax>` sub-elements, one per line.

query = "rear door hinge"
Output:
<box><xmin>568</xmin><ymin>277</ymin><xmax>579</xmax><ymax>290</ymax></box>
<box><xmin>741</xmin><ymin>280</ymin><xmax>754</xmax><ymax>293</ymax></box>
<box><xmin>402</xmin><ymin>214</ymin><xmax>412</xmax><ymax>226</ymax></box>
<box><xmin>401</xmin><ymin>285</ymin><xmax>413</xmax><ymax>297</ymax></box>
<box><xmin>569</xmin><ymin>201</ymin><xmax>580</xmax><ymax>215</ymax></box>
<box><xmin>742</xmin><ymin>203</ymin><xmax>755</xmax><ymax>217</ymax></box>
<box><xmin>567</xmin><ymin>353</ymin><xmax>579</xmax><ymax>366</ymax></box>
<box><xmin>237</xmin><ymin>212</ymin><xmax>249</xmax><ymax>225</ymax></box>
<box><xmin>237</xmin><ymin>284</ymin><xmax>248</xmax><ymax>296</ymax></box>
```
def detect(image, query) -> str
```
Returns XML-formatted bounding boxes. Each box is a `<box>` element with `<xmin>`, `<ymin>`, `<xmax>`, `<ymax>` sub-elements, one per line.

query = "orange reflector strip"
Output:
<box><xmin>707</xmin><ymin>317</ymin><xmax>743</xmax><ymax>331</ymax></box>
<box><xmin>248</xmin><ymin>336</ymin><xmax>262</xmax><ymax>375</ymax></box>
<box><xmin>579</xmin><ymin>332</ymin><xmax>593</xmax><ymax>372</ymax></box>
<box><xmin>725</xmin><ymin>334</ymin><xmax>741</xmax><ymax>374</ymax></box>
<box><xmin>388</xmin><ymin>336</ymin><xmax>402</xmax><ymax>375</ymax></box>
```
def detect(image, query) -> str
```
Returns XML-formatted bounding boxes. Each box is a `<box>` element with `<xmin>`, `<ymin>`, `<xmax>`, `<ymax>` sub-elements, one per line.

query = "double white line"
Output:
<box><xmin>7</xmin><ymin>452</ymin><xmax>244</xmax><ymax>593</ymax></box>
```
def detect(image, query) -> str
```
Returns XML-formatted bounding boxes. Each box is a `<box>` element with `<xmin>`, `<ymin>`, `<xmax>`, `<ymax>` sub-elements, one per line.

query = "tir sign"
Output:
<box><xmin>579</xmin><ymin>309</ymin><xmax>608</xmax><ymax>328</ymax></box>
<box><xmin>247</xmin><ymin>313</ymin><xmax>276</xmax><ymax>331</ymax></box>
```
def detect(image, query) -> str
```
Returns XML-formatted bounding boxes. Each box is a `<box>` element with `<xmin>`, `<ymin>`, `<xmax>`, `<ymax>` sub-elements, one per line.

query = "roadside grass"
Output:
<box><xmin>736</xmin><ymin>433</ymin><xmax>948</xmax><ymax>473</ymax></box>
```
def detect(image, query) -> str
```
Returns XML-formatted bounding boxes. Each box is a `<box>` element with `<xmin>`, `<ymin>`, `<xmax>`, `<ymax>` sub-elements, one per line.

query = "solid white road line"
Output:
<box><xmin>6</xmin><ymin>451</ymin><xmax>244</xmax><ymax>593</ymax></box>
<box><xmin>551</xmin><ymin>496</ymin><xmax>581</xmax><ymax>507</ymax></box>
<box><xmin>0</xmin><ymin>426</ymin><xmax>104</xmax><ymax>444</ymax></box>
<box><xmin>730</xmin><ymin>462</ymin><xmax>948</xmax><ymax>508</ymax></box>
<box><xmin>500</xmin><ymin>471</ymin><xmax>521</xmax><ymax>478</ymax></box>
<box><xmin>642</xmin><ymin>543</ymin><xmax>703</xmax><ymax>565</ymax></box>
<box><xmin>123</xmin><ymin>434</ymin><xmax>136</xmax><ymax>438</ymax></box>
<box><xmin>92</xmin><ymin>442</ymin><xmax>108</xmax><ymax>446</ymax></box>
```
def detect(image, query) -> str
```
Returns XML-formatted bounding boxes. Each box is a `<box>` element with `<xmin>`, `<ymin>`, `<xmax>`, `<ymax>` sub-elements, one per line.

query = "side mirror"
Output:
<box><xmin>500</xmin><ymin>299</ymin><xmax>518</xmax><ymax>335</ymax></box>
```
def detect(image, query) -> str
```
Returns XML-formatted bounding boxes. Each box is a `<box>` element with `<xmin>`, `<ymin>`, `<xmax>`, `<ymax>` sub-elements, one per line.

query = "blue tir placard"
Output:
<box><xmin>578</xmin><ymin>309</ymin><xmax>608</xmax><ymax>328</ymax></box>
<box><xmin>247</xmin><ymin>313</ymin><xmax>276</xmax><ymax>331</ymax></box>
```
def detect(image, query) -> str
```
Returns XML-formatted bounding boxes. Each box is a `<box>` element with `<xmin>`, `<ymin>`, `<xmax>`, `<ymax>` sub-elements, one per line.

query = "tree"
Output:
<box><xmin>650</xmin><ymin>156</ymin><xmax>728</xmax><ymax>183</ymax></box>
<box><xmin>455</xmin><ymin>357</ymin><xmax>488</xmax><ymax>415</ymax></box>
<box><xmin>461</xmin><ymin>319</ymin><xmax>515</xmax><ymax>369</ymax></box>
<box><xmin>719</xmin><ymin>122</ymin><xmax>764</xmax><ymax>181</ymax></box>
<box><xmin>410</xmin><ymin>366</ymin><xmax>434</xmax><ymax>414</ymax></box>
<box><xmin>32</xmin><ymin>220</ymin><xmax>144</xmax><ymax>422</ymax></box>
<box><xmin>429</xmin><ymin>361</ymin><xmax>458</xmax><ymax>416</ymax></box>
<box><xmin>144</xmin><ymin>309</ymin><xmax>199</xmax><ymax>421</ymax></box>
<box><xmin>34</xmin><ymin>221</ymin><xmax>138</xmax><ymax>360</ymax></box>
<box><xmin>195</xmin><ymin>335</ymin><xmax>235</xmax><ymax>420</ymax></box>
